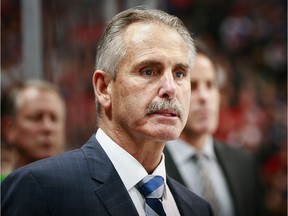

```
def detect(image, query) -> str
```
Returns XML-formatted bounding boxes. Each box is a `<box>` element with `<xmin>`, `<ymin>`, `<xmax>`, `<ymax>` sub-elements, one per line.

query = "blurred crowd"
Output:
<box><xmin>1</xmin><ymin>0</ymin><xmax>287</xmax><ymax>215</ymax></box>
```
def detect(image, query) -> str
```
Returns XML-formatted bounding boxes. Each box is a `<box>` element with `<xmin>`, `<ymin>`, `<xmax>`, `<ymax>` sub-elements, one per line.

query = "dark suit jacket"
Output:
<box><xmin>164</xmin><ymin>139</ymin><xmax>265</xmax><ymax>216</ymax></box>
<box><xmin>1</xmin><ymin>135</ymin><xmax>213</xmax><ymax>216</ymax></box>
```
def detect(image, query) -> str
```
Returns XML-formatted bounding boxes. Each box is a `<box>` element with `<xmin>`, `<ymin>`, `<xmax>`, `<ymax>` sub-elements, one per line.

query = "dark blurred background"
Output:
<box><xmin>1</xmin><ymin>0</ymin><xmax>287</xmax><ymax>215</ymax></box>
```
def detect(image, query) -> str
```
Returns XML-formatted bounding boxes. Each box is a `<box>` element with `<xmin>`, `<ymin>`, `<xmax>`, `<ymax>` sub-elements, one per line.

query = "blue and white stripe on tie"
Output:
<box><xmin>137</xmin><ymin>175</ymin><xmax>166</xmax><ymax>216</ymax></box>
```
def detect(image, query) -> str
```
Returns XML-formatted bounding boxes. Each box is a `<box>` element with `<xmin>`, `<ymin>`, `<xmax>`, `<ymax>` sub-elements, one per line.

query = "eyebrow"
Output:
<box><xmin>135</xmin><ymin>61</ymin><xmax>190</xmax><ymax>70</ymax></box>
<box><xmin>137</xmin><ymin>61</ymin><xmax>162</xmax><ymax>68</ymax></box>
<box><xmin>174</xmin><ymin>63</ymin><xmax>190</xmax><ymax>70</ymax></box>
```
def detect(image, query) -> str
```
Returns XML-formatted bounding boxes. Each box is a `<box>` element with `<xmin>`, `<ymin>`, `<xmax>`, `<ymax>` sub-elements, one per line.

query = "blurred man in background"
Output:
<box><xmin>1</xmin><ymin>80</ymin><xmax>66</xmax><ymax>180</ymax></box>
<box><xmin>165</xmin><ymin>42</ymin><xmax>265</xmax><ymax>216</ymax></box>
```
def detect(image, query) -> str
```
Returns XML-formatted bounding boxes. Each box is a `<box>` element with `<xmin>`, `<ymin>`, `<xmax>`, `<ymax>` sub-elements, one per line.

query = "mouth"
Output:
<box><xmin>146</xmin><ymin>99</ymin><xmax>182</xmax><ymax>119</ymax></box>
<box><xmin>41</xmin><ymin>142</ymin><xmax>53</xmax><ymax>148</ymax></box>
<box><xmin>198</xmin><ymin>108</ymin><xmax>211</xmax><ymax>115</ymax></box>
<box><xmin>39</xmin><ymin>139</ymin><xmax>53</xmax><ymax>148</ymax></box>
<box><xmin>151</xmin><ymin>109</ymin><xmax>178</xmax><ymax>117</ymax></box>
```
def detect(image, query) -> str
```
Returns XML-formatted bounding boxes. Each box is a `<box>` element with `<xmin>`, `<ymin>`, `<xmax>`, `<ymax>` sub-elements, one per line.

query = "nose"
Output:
<box><xmin>41</xmin><ymin>115</ymin><xmax>55</xmax><ymax>133</ymax></box>
<box><xmin>197</xmin><ymin>84</ymin><xmax>209</xmax><ymax>104</ymax></box>
<box><xmin>158</xmin><ymin>72</ymin><xmax>177</xmax><ymax>99</ymax></box>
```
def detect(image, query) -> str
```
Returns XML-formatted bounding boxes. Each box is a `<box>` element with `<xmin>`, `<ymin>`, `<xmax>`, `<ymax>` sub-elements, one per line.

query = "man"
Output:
<box><xmin>165</xmin><ymin>43</ymin><xmax>265</xmax><ymax>216</ymax></box>
<box><xmin>1</xmin><ymin>8</ymin><xmax>213</xmax><ymax>216</ymax></box>
<box><xmin>1</xmin><ymin>80</ymin><xmax>66</xmax><ymax>179</ymax></box>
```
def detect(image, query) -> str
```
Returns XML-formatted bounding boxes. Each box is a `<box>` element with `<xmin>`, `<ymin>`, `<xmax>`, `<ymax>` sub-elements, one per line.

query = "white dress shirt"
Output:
<box><xmin>96</xmin><ymin>129</ymin><xmax>181</xmax><ymax>216</ymax></box>
<box><xmin>166</xmin><ymin>137</ymin><xmax>235</xmax><ymax>216</ymax></box>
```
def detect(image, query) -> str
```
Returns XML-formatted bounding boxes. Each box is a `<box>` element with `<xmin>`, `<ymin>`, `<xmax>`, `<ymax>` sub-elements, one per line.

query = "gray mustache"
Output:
<box><xmin>146</xmin><ymin>99</ymin><xmax>183</xmax><ymax>117</ymax></box>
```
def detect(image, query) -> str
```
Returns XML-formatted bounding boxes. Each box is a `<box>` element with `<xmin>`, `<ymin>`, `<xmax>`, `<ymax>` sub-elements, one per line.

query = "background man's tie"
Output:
<box><xmin>137</xmin><ymin>175</ymin><xmax>166</xmax><ymax>216</ymax></box>
<box><xmin>194</xmin><ymin>153</ymin><xmax>220</xmax><ymax>216</ymax></box>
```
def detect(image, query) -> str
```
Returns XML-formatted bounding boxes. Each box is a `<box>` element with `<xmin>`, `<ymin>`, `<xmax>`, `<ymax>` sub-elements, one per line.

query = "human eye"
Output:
<box><xmin>50</xmin><ymin>113</ymin><xmax>59</xmax><ymax>122</ymax></box>
<box><xmin>207</xmin><ymin>80</ymin><xmax>218</xmax><ymax>89</ymax></box>
<box><xmin>175</xmin><ymin>71</ymin><xmax>184</xmax><ymax>79</ymax></box>
<box><xmin>27</xmin><ymin>113</ymin><xmax>42</xmax><ymax>122</ymax></box>
<box><xmin>191</xmin><ymin>81</ymin><xmax>197</xmax><ymax>91</ymax></box>
<box><xmin>207</xmin><ymin>81</ymin><xmax>213</xmax><ymax>89</ymax></box>
<box><xmin>141</xmin><ymin>68</ymin><xmax>154</xmax><ymax>76</ymax></box>
<box><xmin>174</xmin><ymin>67</ymin><xmax>187</xmax><ymax>79</ymax></box>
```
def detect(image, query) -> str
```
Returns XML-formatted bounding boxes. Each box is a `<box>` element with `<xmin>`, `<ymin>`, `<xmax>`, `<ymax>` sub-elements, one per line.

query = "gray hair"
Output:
<box><xmin>95</xmin><ymin>7</ymin><xmax>196</xmax><ymax>78</ymax></box>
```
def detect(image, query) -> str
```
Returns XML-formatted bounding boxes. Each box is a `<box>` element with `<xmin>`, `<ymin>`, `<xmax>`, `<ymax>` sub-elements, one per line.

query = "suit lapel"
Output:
<box><xmin>93</xmin><ymin>173</ymin><xmax>138</xmax><ymax>216</ymax></box>
<box><xmin>167</xmin><ymin>177</ymin><xmax>200</xmax><ymax>216</ymax></box>
<box><xmin>213</xmin><ymin>141</ymin><xmax>238</xmax><ymax>191</ymax></box>
<box><xmin>163</xmin><ymin>147</ymin><xmax>186</xmax><ymax>185</ymax></box>
<box><xmin>213</xmin><ymin>141</ymin><xmax>239</xmax><ymax>214</ymax></box>
<box><xmin>81</xmin><ymin>135</ymin><xmax>138</xmax><ymax>216</ymax></box>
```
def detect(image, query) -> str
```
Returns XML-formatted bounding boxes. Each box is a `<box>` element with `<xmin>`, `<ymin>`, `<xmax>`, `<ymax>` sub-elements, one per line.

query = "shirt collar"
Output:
<box><xmin>95</xmin><ymin>128</ymin><xmax>167</xmax><ymax>191</ymax></box>
<box><xmin>201</xmin><ymin>136</ymin><xmax>216</xmax><ymax>160</ymax></box>
<box><xmin>166</xmin><ymin>136</ymin><xmax>216</xmax><ymax>164</ymax></box>
<box><xmin>166</xmin><ymin>139</ymin><xmax>194</xmax><ymax>165</ymax></box>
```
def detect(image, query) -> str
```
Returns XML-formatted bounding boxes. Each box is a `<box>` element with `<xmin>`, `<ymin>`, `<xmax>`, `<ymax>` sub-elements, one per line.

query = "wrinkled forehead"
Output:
<box><xmin>122</xmin><ymin>22</ymin><xmax>190</xmax><ymax>63</ymax></box>
<box><xmin>124</xmin><ymin>21</ymin><xmax>183</xmax><ymax>43</ymax></box>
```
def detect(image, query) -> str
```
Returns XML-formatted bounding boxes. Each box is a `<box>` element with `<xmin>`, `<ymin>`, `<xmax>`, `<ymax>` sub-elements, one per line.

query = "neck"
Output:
<box><xmin>132</xmin><ymin>142</ymin><xmax>164</xmax><ymax>174</ymax></box>
<box><xmin>180</xmin><ymin>131</ymin><xmax>209</xmax><ymax>151</ymax></box>
<box><xmin>99</xmin><ymin>124</ymin><xmax>165</xmax><ymax>174</ymax></box>
<box><xmin>13</xmin><ymin>151</ymin><xmax>32</xmax><ymax>170</ymax></box>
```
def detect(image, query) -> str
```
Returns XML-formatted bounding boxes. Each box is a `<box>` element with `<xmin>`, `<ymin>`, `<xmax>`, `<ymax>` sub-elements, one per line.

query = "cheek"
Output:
<box><xmin>180</xmin><ymin>84</ymin><xmax>191</xmax><ymax>105</ymax></box>
<box><xmin>52</xmin><ymin>123</ymin><xmax>64</xmax><ymax>133</ymax></box>
<box><xmin>211</xmin><ymin>93</ymin><xmax>221</xmax><ymax>110</ymax></box>
<box><xmin>184</xmin><ymin>90</ymin><xmax>191</xmax><ymax>105</ymax></box>
<box><xmin>185</xmin><ymin>114</ymin><xmax>198</xmax><ymax>131</ymax></box>
<box><xmin>18</xmin><ymin>126</ymin><xmax>37</xmax><ymax>139</ymax></box>
<box><xmin>116</xmin><ymin>80</ymin><xmax>150</xmax><ymax>108</ymax></box>
<box><xmin>13</xmin><ymin>126</ymin><xmax>37</xmax><ymax>148</ymax></box>
<box><xmin>16</xmin><ymin>119</ymin><xmax>39</xmax><ymax>136</ymax></box>
<box><xmin>189</xmin><ymin>97</ymin><xmax>198</xmax><ymax>111</ymax></box>
<box><xmin>114</xmin><ymin>78</ymin><xmax>136</xmax><ymax>98</ymax></box>
<box><xmin>15</xmin><ymin>117</ymin><xmax>29</xmax><ymax>130</ymax></box>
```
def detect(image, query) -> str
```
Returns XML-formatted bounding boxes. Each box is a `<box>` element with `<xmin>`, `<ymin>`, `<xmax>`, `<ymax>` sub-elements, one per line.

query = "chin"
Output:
<box><xmin>142</xmin><ymin>122</ymin><xmax>183</xmax><ymax>140</ymax></box>
<box><xmin>196</xmin><ymin>127</ymin><xmax>214</xmax><ymax>134</ymax></box>
<box><xmin>152</xmin><ymin>129</ymin><xmax>181</xmax><ymax>141</ymax></box>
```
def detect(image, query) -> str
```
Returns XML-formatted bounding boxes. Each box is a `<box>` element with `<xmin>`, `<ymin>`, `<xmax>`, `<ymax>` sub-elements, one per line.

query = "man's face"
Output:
<box><xmin>10</xmin><ymin>88</ymin><xmax>66</xmax><ymax>163</ymax></box>
<box><xmin>110</xmin><ymin>22</ymin><xmax>191</xmax><ymax>142</ymax></box>
<box><xmin>185</xmin><ymin>54</ymin><xmax>220</xmax><ymax>135</ymax></box>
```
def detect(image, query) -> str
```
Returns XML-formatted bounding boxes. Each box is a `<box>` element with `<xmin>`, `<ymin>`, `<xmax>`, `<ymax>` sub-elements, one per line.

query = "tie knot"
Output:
<box><xmin>138</xmin><ymin>175</ymin><xmax>165</xmax><ymax>199</ymax></box>
<box><xmin>193</xmin><ymin>151</ymin><xmax>209</xmax><ymax>161</ymax></box>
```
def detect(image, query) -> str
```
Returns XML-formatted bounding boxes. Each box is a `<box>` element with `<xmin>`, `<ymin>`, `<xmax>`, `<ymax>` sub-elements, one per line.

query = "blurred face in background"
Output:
<box><xmin>185</xmin><ymin>53</ymin><xmax>220</xmax><ymax>135</ymax></box>
<box><xmin>8</xmin><ymin>87</ymin><xmax>66</xmax><ymax>166</ymax></box>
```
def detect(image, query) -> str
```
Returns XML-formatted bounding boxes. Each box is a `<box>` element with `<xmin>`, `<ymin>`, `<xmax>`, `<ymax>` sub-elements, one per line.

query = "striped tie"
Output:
<box><xmin>194</xmin><ymin>153</ymin><xmax>220</xmax><ymax>216</ymax></box>
<box><xmin>137</xmin><ymin>175</ymin><xmax>166</xmax><ymax>216</ymax></box>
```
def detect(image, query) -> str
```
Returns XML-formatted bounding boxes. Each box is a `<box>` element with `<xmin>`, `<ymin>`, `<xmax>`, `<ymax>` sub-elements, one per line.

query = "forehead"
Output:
<box><xmin>125</xmin><ymin>21</ymin><xmax>179</xmax><ymax>40</ymax></box>
<box><xmin>17</xmin><ymin>88</ymin><xmax>63</xmax><ymax>110</ymax></box>
<box><xmin>191</xmin><ymin>54</ymin><xmax>216</xmax><ymax>79</ymax></box>
<box><xmin>122</xmin><ymin>22</ymin><xmax>190</xmax><ymax>67</ymax></box>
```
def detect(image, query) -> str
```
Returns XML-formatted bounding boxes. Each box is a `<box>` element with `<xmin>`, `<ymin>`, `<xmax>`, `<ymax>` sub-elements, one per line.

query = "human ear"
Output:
<box><xmin>92</xmin><ymin>70</ymin><xmax>112</xmax><ymax>110</ymax></box>
<box><xmin>2</xmin><ymin>116</ymin><xmax>16</xmax><ymax>146</ymax></box>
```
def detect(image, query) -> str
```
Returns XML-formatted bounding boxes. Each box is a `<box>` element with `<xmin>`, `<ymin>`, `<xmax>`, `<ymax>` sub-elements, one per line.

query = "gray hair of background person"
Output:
<box><xmin>1</xmin><ymin>80</ymin><xmax>65</xmax><ymax>119</ymax></box>
<box><xmin>95</xmin><ymin>6</ymin><xmax>196</xmax><ymax>115</ymax></box>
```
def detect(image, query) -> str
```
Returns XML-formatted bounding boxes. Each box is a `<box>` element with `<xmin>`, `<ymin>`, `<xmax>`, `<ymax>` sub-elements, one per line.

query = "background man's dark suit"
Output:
<box><xmin>1</xmin><ymin>135</ymin><xmax>213</xmax><ymax>216</ymax></box>
<box><xmin>164</xmin><ymin>140</ymin><xmax>265</xmax><ymax>216</ymax></box>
